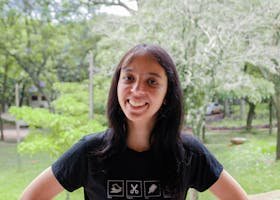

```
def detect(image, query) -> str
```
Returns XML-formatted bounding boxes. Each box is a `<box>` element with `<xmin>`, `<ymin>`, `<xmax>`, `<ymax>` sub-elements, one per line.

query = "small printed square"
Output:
<box><xmin>144</xmin><ymin>180</ymin><xmax>161</xmax><ymax>198</ymax></box>
<box><xmin>126</xmin><ymin>180</ymin><xmax>142</xmax><ymax>198</ymax></box>
<box><xmin>107</xmin><ymin>180</ymin><xmax>124</xmax><ymax>198</ymax></box>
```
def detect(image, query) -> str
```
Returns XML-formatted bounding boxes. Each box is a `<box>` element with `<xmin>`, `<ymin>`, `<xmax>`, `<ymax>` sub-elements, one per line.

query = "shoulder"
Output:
<box><xmin>79</xmin><ymin>130</ymin><xmax>109</xmax><ymax>151</ymax></box>
<box><xmin>180</xmin><ymin>133</ymin><xmax>210</xmax><ymax>155</ymax></box>
<box><xmin>180</xmin><ymin>133</ymin><xmax>224</xmax><ymax>192</ymax></box>
<box><xmin>82</xmin><ymin>130</ymin><xmax>108</xmax><ymax>145</ymax></box>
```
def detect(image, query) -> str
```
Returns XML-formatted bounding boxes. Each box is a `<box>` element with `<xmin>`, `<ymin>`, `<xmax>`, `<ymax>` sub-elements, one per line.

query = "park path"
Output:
<box><xmin>1</xmin><ymin>128</ymin><xmax>280</xmax><ymax>199</ymax></box>
<box><xmin>249</xmin><ymin>190</ymin><xmax>280</xmax><ymax>200</ymax></box>
<box><xmin>1</xmin><ymin>127</ymin><xmax>29</xmax><ymax>142</ymax></box>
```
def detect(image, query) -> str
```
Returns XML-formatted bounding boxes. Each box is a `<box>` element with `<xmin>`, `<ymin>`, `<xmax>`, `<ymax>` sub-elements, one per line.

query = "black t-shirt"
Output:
<box><xmin>52</xmin><ymin>131</ymin><xmax>223</xmax><ymax>200</ymax></box>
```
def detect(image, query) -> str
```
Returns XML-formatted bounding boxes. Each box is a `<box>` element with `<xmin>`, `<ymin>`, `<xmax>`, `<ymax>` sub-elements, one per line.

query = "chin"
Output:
<box><xmin>125</xmin><ymin>113</ymin><xmax>155</xmax><ymax>123</ymax></box>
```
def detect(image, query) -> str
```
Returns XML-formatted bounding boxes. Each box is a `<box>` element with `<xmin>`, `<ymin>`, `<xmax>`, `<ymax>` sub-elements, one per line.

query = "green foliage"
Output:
<box><xmin>9</xmin><ymin>81</ymin><xmax>106</xmax><ymax>157</ymax></box>
<box><xmin>52</xmin><ymin>82</ymin><xmax>89</xmax><ymax>116</ymax></box>
<box><xmin>2</xmin><ymin>0</ymin><xmax>280</xmax><ymax>157</ymax></box>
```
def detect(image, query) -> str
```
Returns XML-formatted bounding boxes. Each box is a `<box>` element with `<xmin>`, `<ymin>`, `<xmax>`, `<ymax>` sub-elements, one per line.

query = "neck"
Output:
<box><xmin>126</xmin><ymin>118</ymin><xmax>155</xmax><ymax>152</ymax></box>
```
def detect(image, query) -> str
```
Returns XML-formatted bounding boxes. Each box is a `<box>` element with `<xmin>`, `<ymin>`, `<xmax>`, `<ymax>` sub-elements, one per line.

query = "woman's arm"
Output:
<box><xmin>20</xmin><ymin>166</ymin><xmax>64</xmax><ymax>200</ymax></box>
<box><xmin>209</xmin><ymin>170</ymin><xmax>248</xmax><ymax>200</ymax></box>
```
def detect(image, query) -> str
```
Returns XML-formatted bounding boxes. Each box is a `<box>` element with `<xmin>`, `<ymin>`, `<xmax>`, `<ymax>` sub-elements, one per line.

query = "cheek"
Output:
<box><xmin>157</xmin><ymin>86</ymin><xmax>168</xmax><ymax>100</ymax></box>
<box><xmin>117</xmin><ymin>83</ymin><xmax>128</xmax><ymax>101</ymax></box>
<box><xmin>117</xmin><ymin>83</ymin><xmax>122</xmax><ymax>101</ymax></box>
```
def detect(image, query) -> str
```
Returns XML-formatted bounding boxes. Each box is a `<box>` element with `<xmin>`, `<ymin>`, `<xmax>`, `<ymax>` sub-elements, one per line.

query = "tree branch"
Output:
<box><xmin>88</xmin><ymin>0</ymin><xmax>137</xmax><ymax>14</ymax></box>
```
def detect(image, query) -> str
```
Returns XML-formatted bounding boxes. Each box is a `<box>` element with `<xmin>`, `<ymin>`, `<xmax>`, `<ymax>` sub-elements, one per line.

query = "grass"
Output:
<box><xmin>0</xmin><ymin>141</ymin><xmax>83</xmax><ymax>200</ymax></box>
<box><xmin>197</xmin><ymin>129</ymin><xmax>280</xmax><ymax>200</ymax></box>
<box><xmin>208</xmin><ymin>117</ymin><xmax>277</xmax><ymax>128</ymax></box>
<box><xmin>1</xmin><ymin>129</ymin><xmax>279</xmax><ymax>200</ymax></box>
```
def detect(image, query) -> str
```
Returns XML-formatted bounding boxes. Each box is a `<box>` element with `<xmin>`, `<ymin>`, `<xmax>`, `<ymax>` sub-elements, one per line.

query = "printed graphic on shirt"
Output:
<box><xmin>126</xmin><ymin>180</ymin><xmax>142</xmax><ymax>198</ymax></box>
<box><xmin>144</xmin><ymin>180</ymin><xmax>161</xmax><ymax>198</ymax></box>
<box><xmin>106</xmin><ymin>180</ymin><xmax>176</xmax><ymax>199</ymax></box>
<box><xmin>107</xmin><ymin>180</ymin><xmax>124</xmax><ymax>198</ymax></box>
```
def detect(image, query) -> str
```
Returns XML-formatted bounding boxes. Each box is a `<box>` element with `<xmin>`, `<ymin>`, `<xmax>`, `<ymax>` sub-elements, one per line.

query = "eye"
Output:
<box><xmin>122</xmin><ymin>75</ymin><xmax>134</xmax><ymax>82</ymax></box>
<box><xmin>147</xmin><ymin>79</ymin><xmax>158</xmax><ymax>86</ymax></box>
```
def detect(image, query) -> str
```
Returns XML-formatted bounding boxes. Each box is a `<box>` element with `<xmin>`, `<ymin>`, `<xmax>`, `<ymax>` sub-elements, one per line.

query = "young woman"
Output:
<box><xmin>20</xmin><ymin>44</ymin><xmax>248</xmax><ymax>200</ymax></box>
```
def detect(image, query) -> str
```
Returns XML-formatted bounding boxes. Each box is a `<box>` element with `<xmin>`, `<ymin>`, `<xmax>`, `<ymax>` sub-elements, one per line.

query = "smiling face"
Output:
<box><xmin>117</xmin><ymin>54</ymin><xmax>168</xmax><ymax>124</ymax></box>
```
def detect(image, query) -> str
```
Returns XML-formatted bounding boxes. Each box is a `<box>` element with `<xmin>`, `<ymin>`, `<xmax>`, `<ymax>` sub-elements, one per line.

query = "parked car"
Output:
<box><xmin>206</xmin><ymin>102</ymin><xmax>223</xmax><ymax>115</ymax></box>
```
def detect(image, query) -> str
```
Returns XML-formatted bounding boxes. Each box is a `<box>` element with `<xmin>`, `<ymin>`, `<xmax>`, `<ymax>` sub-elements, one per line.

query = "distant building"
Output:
<box><xmin>28</xmin><ymin>82</ymin><xmax>48</xmax><ymax>108</ymax></box>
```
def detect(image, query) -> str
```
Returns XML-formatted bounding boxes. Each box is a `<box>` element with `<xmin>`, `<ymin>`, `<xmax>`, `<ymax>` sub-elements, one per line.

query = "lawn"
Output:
<box><xmin>1</xmin><ymin>129</ymin><xmax>279</xmax><ymax>200</ymax></box>
<box><xmin>0</xmin><ymin>141</ymin><xmax>83</xmax><ymax>200</ymax></box>
<box><xmin>197</xmin><ymin>129</ymin><xmax>280</xmax><ymax>200</ymax></box>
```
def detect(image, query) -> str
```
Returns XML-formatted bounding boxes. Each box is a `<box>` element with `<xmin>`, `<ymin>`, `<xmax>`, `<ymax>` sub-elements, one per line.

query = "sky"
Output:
<box><xmin>98</xmin><ymin>0</ymin><xmax>138</xmax><ymax>16</ymax></box>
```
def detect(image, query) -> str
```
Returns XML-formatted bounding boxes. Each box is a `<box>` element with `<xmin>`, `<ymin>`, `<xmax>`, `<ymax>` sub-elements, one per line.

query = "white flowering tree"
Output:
<box><xmin>93</xmin><ymin>1</ymin><xmax>279</xmax><ymax>198</ymax></box>
<box><xmin>95</xmin><ymin>0</ymin><xmax>254</xmax><ymax>139</ymax></box>
<box><xmin>240</xmin><ymin>0</ymin><xmax>280</xmax><ymax>159</ymax></box>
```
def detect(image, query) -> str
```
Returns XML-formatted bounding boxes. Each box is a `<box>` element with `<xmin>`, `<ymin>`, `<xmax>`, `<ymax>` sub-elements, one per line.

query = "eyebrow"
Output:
<box><xmin>121</xmin><ymin>66</ymin><xmax>163</xmax><ymax>79</ymax></box>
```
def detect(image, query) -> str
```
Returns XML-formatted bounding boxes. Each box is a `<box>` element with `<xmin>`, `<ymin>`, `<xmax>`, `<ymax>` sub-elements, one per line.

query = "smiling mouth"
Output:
<box><xmin>127</xmin><ymin>99</ymin><xmax>148</xmax><ymax>107</ymax></box>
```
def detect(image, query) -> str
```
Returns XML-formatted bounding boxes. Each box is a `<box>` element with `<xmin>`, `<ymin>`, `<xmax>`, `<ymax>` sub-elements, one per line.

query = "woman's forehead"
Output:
<box><xmin>122</xmin><ymin>51</ymin><xmax>158</xmax><ymax>66</ymax></box>
<box><xmin>123</xmin><ymin>54</ymin><xmax>162</xmax><ymax>68</ymax></box>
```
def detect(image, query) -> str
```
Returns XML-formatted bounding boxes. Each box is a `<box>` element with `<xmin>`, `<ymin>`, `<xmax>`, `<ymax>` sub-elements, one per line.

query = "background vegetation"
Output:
<box><xmin>0</xmin><ymin>0</ymin><xmax>280</xmax><ymax>199</ymax></box>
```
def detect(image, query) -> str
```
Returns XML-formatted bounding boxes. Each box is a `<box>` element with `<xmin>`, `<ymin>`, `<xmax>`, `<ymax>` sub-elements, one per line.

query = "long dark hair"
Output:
<box><xmin>98</xmin><ymin>44</ymin><xmax>185</xmax><ymax>193</ymax></box>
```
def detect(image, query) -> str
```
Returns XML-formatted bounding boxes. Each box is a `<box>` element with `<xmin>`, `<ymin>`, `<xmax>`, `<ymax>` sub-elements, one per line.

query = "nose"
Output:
<box><xmin>130</xmin><ymin>80</ymin><xmax>146</xmax><ymax>95</ymax></box>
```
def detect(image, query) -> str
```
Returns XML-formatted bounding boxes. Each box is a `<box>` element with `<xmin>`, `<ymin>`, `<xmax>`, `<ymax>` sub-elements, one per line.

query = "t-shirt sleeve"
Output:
<box><xmin>52</xmin><ymin>137</ymin><xmax>88</xmax><ymax>192</ymax></box>
<box><xmin>182</xmin><ymin>134</ymin><xmax>223</xmax><ymax>192</ymax></box>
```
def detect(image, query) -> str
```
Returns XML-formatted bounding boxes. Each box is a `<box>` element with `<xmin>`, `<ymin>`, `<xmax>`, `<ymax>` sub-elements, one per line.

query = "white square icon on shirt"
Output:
<box><xmin>126</xmin><ymin>180</ymin><xmax>142</xmax><ymax>198</ymax></box>
<box><xmin>107</xmin><ymin>180</ymin><xmax>124</xmax><ymax>198</ymax></box>
<box><xmin>144</xmin><ymin>180</ymin><xmax>161</xmax><ymax>198</ymax></box>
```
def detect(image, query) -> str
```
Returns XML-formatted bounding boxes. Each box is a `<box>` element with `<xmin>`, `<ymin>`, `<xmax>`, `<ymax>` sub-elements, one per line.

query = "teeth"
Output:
<box><xmin>129</xmin><ymin>100</ymin><xmax>146</xmax><ymax>107</ymax></box>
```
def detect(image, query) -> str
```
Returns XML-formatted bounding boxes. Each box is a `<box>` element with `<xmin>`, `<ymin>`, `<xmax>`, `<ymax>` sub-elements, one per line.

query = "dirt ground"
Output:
<box><xmin>1</xmin><ymin>126</ymin><xmax>29</xmax><ymax>142</ymax></box>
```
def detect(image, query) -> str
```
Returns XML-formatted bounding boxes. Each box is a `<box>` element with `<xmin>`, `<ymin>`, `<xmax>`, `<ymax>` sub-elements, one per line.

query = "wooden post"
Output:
<box><xmin>15</xmin><ymin>83</ymin><xmax>20</xmax><ymax>143</ymax></box>
<box><xmin>89</xmin><ymin>51</ymin><xmax>94</xmax><ymax>120</ymax></box>
<box><xmin>15</xmin><ymin>83</ymin><xmax>21</xmax><ymax>170</ymax></box>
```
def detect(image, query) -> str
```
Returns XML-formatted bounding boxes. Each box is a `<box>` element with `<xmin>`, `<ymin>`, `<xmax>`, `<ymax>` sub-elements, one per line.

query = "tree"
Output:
<box><xmin>0</xmin><ymin>1</ymin><xmax>61</xmax><ymax>109</ymax></box>
<box><xmin>94</xmin><ymin>0</ymin><xmax>254</xmax><ymax>140</ymax></box>
<box><xmin>242</xmin><ymin>0</ymin><xmax>280</xmax><ymax>160</ymax></box>
<box><xmin>90</xmin><ymin>1</ymin><xmax>278</xmax><ymax>198</ymax></box>
<box><xmin>243</xmin><ymin>63</ymin><xmax>275</xmax><ymax>130</ymax></box>
<box><xmin>0</xmin><ymin>0</ymin><xmax>107</xmax><ymax>110</ymax></box>
<box><xmin>9</xmin><ymin>81</ymin><xmax>106</xmax><ymax>157</ymax></box>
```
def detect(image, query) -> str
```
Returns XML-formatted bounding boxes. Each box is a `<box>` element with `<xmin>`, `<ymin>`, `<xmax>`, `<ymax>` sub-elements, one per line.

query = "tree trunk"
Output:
<box><xmin>19</xmin><ymin>83</ymin><xmax>26</xmax><ymax>107</ymax></box>
<box><xmin>273</xmin><ymin>94</ymin><xmax>280</xmax><ymax>160</ymax></box>
<box><xmin>276</xmin><ymin>108</ymin><xmax>280</xmax><ymax>160</ymax></box>
<box><xmin>202</xmin><ymin>123</ymin><xmax>206</xmax><ymax>143</ymax></box>
<box><xmin>0</xmin><ymin>111</ymin><xmax>4</xmax><ymax>141</ymax></box>
<box><xmin>224</xmin><ymin>99</ymin><xmax>230</xmax><ymax>118</ymax></box>
<box><xmin>240</xmin><ymin>98</ymin><xmax>245</xmax><ymax>119</ymax></box>
<box><xmin>269</xmin><ymin>97</ymin><xmax>273</xmax><ymax>135</ymax></box>
<box><xmin>192</xmin><ymin>113</ymin><xmax>204</xmax><ymax>140</ymax></box>
<box><xmin>0</xmin><ymin>59</ymin><xmax>9</xmax><ymax>141</ymax></box>
<box><xmin>246</xmin><ymin>102</ymin><xmax>256</xmax><ymax>131</ymax></box>
<box><xmin>88</xmin><ymin>51</ymin><xmax>94</xmax><ymax>120</ymax></box>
